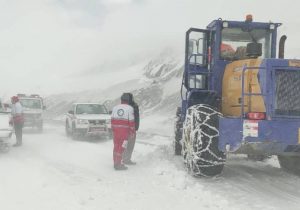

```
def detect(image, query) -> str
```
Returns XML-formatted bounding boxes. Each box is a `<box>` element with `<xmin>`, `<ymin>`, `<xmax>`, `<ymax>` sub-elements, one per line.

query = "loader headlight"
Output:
<box><xmin>77</xmin><ymin>119</ymin><xmax>89</xmax><ymax>124</ymax></box>
<box><xmin>270</xmin><ymin>24</ymin><xmax>275</xmax><ymax>30</ymax></box>
<box><xmin>222</xmin><ymin>21</ymin><xmax>228</xmax><ymax>28</ymax></box>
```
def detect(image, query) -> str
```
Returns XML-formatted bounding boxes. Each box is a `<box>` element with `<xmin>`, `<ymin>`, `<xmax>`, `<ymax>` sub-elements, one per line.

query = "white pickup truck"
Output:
<box><xmin>65</xmin><ymin>103</ymin><xmax>112</xmax><ymax>139</ymax></box>
<box><xmin>18</xmin><ymin>94</ymin><xmax>45</xmax><ymax>131</ymax></box>
<box><xmin>0</xmin><ymin>101</ymin><xmax>13</xmax><ymax>152</ymax></box>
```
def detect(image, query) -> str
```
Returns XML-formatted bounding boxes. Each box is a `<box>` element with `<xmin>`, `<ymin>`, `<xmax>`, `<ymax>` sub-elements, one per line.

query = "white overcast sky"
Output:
<box><xmin>0</xmin><ymin>0</ymin><xmax>300</xmax><ymax>97</ymax></box>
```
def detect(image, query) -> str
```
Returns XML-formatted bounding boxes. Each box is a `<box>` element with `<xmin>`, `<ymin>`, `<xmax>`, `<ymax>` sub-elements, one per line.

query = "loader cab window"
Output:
<box><xmin>188</xmin><ymin>31</ymin><xmax>209</xmax><ymax>66</ymax></box>
<box><xmin>220</xmin><ymin>27</ymin><xmax>272</xmax><ymax>61</ymax></box>
<box><xmin>189</xmin><ymin>74</ymin><xmax>207</xmax><ymax>89</ymax></box>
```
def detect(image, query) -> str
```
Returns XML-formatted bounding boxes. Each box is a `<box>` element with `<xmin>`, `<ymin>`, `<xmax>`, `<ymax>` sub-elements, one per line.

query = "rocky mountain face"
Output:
<box><xmin>44</xmin><ymin>50</ymin><xmax>184</xmax><ymax>120</ymax></box>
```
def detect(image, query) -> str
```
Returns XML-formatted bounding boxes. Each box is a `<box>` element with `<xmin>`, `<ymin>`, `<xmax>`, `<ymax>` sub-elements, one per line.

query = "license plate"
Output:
<box><xmin>90</xmin><ymin>127</ymin><xmax>105</xmax><ymax>132</ymax></box>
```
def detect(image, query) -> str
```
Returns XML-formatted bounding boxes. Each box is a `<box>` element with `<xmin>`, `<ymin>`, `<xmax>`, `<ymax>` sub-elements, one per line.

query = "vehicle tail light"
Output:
<box><xmin>246</xmin><ymin>112</ymin><xmax>266</xmax><ymax>120</ymax></box>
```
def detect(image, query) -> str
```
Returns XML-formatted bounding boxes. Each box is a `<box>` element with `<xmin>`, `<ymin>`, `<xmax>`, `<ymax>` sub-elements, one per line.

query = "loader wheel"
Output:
<box><xmin>182</xmin><ymin>104</ymin><xmax>225</xmax><ymax>177</ymax></box>
<box><xmin>174</xmin><ymin>125</ymin><xmax>182</xmax><ymax>155</ymax></box>
<box><xmin>278</xmin><ymin>155</ymin><xmax>300</xmax><ymax>175</ymax></box>
<box><xmin>174</xmin><ymin>107</ymin><xmax>183</xmax><ymax>155</ymax></box>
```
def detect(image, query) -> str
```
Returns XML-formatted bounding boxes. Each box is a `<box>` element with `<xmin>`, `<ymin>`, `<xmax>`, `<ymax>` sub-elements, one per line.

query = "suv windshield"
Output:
<box><xmin>76</xmin><ymin>104</ymin><xmax>107</xmax><ymax>115</ymax></box>
<box><xmin>20</xmin><ymin>99</ymin><xmax>42</xmax><ymax>109</ymax></box>
<box><xmin>220</xmin><ymin>27</ymin><xmax>272</xmax><ymax>60</ymax></box>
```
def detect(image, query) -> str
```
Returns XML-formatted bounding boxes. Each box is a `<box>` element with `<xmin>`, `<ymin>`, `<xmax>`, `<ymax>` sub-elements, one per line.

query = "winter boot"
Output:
<box><xmin>13</xmin><ymin>142</ymin><xmax>22</xmax><ymax>147</ymax></box>
<box><xmin>123</xmin><ymin>160</ymin><xmax>136</xmax><ymax>165</ymax></box>
<box><xmin>114</xmin><ymin>164</ymin><xmax>128</xmax><ymax>170</ymax></box>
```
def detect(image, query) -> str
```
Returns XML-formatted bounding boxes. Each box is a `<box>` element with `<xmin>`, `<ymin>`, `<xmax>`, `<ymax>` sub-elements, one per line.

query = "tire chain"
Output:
<box><xmin>183</xmin><ymin>104</ymin><xmax>225</xmax><ymax>176</ymax></box>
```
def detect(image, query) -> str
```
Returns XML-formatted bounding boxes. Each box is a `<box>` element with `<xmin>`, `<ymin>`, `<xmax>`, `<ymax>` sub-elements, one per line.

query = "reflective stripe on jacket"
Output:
<box><xmin>111</xmin><ymin>104</ymin><xmax>135</xmax><ymax>137</ymax></box>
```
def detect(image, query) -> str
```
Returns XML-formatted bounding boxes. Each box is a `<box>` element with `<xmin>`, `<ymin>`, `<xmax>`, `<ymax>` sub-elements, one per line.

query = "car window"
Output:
<box><xmin>20</xmin><ymin>99</ymin><xmax>42</xmax><ymax>109</ymax></box>
<box><xmin>75</xmin><ymin>104</ymin><xmax>108</xmax><ymax>114</ymax></box>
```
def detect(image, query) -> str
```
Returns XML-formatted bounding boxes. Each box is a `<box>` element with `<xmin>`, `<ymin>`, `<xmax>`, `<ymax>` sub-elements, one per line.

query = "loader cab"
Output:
<box><xmin>208</xmin><ymin>16</ymin><xmax>281</xmax><ymax>64</ymax></box>
<box><xmin>219</xmin><ymin>23</ymin><xmax>276</xmax><ymax>61</ymax></box>
<box><xmin>182</xmin><ymin>16</ymin><xmax>281</xmax><ymax>119</ymax></box>
<box><xmin>184</xmin><ymin>16</ymin><xmax>281</xmax><ymax>91</ymax></box>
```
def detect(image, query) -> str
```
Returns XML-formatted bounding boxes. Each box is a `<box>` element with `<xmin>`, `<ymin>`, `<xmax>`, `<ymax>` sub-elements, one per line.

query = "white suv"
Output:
<box><xmin>65</xmin><ymin>103</ymin><xmax>112</xmax><ymax>139</ymax></box>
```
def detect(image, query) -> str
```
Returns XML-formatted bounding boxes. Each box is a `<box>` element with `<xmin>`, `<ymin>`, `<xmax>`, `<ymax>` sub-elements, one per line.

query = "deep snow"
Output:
<box><xmin>0</xmin><ymin>116</ymin><xmax>300</xmax><ymax>210</ymax></box>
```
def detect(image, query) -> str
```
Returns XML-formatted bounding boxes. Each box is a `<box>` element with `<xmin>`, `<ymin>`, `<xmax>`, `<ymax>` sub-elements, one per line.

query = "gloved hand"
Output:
<box><xmin>122</xmin><ymin>140</ymin><xmax>128</xmax><ymax>149</ymax></box>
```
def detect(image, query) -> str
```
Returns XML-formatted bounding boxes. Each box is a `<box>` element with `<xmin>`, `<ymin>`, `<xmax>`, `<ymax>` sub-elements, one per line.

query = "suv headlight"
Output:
<box><xmin>77</xmin><ymin>119</ymin><xmax>89</xmax><ymax>124</ymax></box>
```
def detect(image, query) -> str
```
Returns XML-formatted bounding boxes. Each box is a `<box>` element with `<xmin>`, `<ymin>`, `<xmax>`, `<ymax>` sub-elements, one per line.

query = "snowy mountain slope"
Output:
<box><xmin>44</xmin><ymin>49</ymin><xmax>184</xmax><ymax>120</ymax></box>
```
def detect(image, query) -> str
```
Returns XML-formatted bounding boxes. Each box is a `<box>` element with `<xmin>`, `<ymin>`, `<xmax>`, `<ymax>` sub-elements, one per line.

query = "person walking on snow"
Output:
<box><xmin>11</xmin><ymin>96</ymin><xmax>24</xmax><ymax>147</ymax></box>
<box><xmin>123</xmin><ymin>93</ymin><xmax>139</xmax><ymax>165</ymax></box>
<box><xmin>111</xmin><ymin>93</ymin><xmax>135</xmax><ymax>170</ymax></box>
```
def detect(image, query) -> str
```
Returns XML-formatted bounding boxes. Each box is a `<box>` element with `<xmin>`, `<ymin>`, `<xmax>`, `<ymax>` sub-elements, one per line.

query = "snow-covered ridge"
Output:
<box><xmin>44</xmin><ymin>49</ymin><xmax>184</xmax><ymax>120</ymax></box>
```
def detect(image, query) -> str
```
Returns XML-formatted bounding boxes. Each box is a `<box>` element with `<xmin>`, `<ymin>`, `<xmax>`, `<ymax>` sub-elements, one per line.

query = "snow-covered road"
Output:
<box><xmin>0</xmin><ymin>121</ymin><xmax>300</xmax><ymax>210</ymax></box>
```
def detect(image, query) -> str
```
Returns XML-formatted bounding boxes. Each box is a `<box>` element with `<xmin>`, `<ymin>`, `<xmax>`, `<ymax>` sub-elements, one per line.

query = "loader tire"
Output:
<box><xmin>174</xmin><ymin>107</ymin><xmax>182</xmax><ymax>155</ymax></box>
<box><xmin>174</xmin><ymin>132</ymin><xmax>182</xmax><ymax>155</ymax></box>
<box><xmin>182</xmin><ymin>104</ymin><xmax>225</xmax><ymax>177</ymax></box>
<box><xmin>278</xmin><ymin>155</ymin><xmax>300</xmax><ymax>175</ymax></box>
<box><xmin>174</xmin><ymin>125</ymin><xmax>182</xmax><ymax>155</ymax></box>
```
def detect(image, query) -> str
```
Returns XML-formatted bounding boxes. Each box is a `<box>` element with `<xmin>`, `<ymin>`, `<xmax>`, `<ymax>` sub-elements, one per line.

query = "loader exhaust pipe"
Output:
<box><xmin>278</xmin><ymin>35</ymin><xmax>287</xmax><ymax>59</ymax></box>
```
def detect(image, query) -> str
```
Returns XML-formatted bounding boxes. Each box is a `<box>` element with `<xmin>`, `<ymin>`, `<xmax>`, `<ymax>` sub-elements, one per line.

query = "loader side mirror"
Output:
<box><xmin>246</xmin><ymin>43</ymin><xmax>262</xmax><ymax>58</ymax></box>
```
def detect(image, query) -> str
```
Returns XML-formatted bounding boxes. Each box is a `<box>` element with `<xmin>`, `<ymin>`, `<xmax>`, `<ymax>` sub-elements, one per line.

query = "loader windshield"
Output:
<box><xmin>220</xmin><ymin>27</ymin><xmax>272</xmax><ymax>60</ymax></box>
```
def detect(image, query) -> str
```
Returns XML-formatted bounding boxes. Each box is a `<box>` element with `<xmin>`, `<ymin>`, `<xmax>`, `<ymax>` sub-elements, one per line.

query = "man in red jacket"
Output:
<box><xmin>111</xmin><ymin>93</ymin><xmax>135</xmax><ymax>170</ymax></box>
<box><xmin>11</xmin><ymin>96</ymin><xmax>24</xmax><ymax>147</ymax></box>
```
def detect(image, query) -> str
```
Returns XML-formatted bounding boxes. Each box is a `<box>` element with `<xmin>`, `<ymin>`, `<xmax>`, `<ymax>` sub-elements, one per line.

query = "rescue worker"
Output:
<box><xmin>111</xmin><ymin>93</ymin><xmax>135</xmax><ymax>170</ymax></box>
<box><xmin>123</xmin><ymin>93</ymin><xmax>139</xmax><ymax>165</ymax></box>
<box><xmin>220</xmin><ymin>43</ymin><xmax>235</xmax><ymax>60</ymax></box>
<box><xmin>11</xmin><ymin>96</ymin><xmax>24</xmax><ymax>147</ymax></box>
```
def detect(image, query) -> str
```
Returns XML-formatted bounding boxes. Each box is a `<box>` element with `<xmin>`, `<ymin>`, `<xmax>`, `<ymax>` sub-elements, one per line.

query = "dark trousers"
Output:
<box><xmin>123</xmin><ymin>132</ymin><xmax>136</xmax><ymax>162</ymax></box>
<box><xmin>14</xmin><ymin>123</ymin><xmax>23</xmax><ymax>145</ymax></box>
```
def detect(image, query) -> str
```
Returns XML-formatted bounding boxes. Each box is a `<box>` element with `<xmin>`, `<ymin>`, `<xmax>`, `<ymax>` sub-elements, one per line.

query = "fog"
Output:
<box><xmin>0</xmin><ymin>0</ymin><xmax>299</xmax><ymax>97</ymax></box>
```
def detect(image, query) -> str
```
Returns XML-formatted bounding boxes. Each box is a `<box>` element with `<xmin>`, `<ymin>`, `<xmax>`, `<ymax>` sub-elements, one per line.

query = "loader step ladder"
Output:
<box><xmin>241</xmin><ymin>65</ymin><xmax>266</xmax><ymax>118</ymax></box>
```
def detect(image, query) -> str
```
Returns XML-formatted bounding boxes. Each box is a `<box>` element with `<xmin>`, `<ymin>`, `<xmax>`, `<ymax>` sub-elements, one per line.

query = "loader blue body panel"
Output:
<box><xmin>180</xmin><ymin>18</ymin><xmax>300</xmax><ymax>156</ymax></box>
